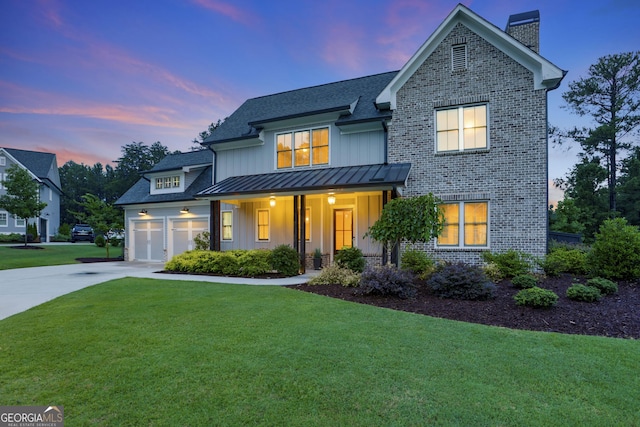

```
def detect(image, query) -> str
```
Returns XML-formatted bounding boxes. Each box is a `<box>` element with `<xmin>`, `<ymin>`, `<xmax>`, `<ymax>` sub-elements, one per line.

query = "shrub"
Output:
<box><xmin>511</xmin><ymin>274</ymin><xmax>537</xmax><ymax>289</ymax></box>
<box><xmin>358</xmin><ymin>264</ymin><xmax>416</xmax><ymax>299</ymax></box>
<box><xmin>587</xmin><ymin>218</ymin><xmax>640</xmax><ymax>280</ymax></box>
<box><xmin>109</xmin><ymin>237</ymin><xmax>120</xmax><ymax>247</ymax></box>
<box><xmin>401</xmin><ymin>249</ymin><xmax>435</xmax><ymax>278</ymax></box>
<box><xmin>539</xmin><ymin>247</ymin><xmax>588</xmax><ymax>276</ymax></box>
<box><xmin>0</xmin><ymin>233</ymin><xmax>24</xmax><ymax>243</ymax></box>
<box><xmin>335</xmin><ymin>247</ymin><xmax>365</xmax><ymax>273</ymax></box>
<box><xmin>586</xmin><ymin>277</ymin><xmax>618</xmax><ymax>296</ymax></box>
<box><xmin>94</xmin><ymin>234</ymin><xmax>106</xmax><ymax>247</ymax></box>
<box><xmin>566</xmin><ymin>284</ymin><xmax>601</xmax><ymax>302</ymax></box>
<box><xmin>194</xmin><ymin>231</ymin><xmax>210</xmax><ymax>251</ymax></box>
<box><xmin>271</xmin><ymin>244</ymin><xmax>299</xmax><ymax>277</ymax></box>
<box><xmin>308</xmin><ymin>264</ymin><xmax>361</xmax><ymax>287</ymax></box>
<box><xmin>237</xmin><ymin>249</ymin><xmax>272</xmax><ymax>277</ymax></box>
<box><xmin>51</xmin><ymin>234</ymin><xmax>71</xmax><ymax>242</ymax></box>
<box><xmin>58</xmin><ymin>223</ymin><xmax>71</xmax><ymax>236</ymax></box>
<box><xmin>426</xmin><ymin>262</ymin><xmax>496</xmax><ymax>300</ymax></box>
<box><xmin>482</xmin><ymin>262</ymin><xmax>504</xmax><ymax>282</ymax></box>
<box><xmin>514</xmin><ymin>287</ymin><xmax>558</xmax><ymax>308</ymax></box>
<box><xmin>481</xmin><ymin>249</ymin><xmax>531</xmax><ymax>278</ymax></box>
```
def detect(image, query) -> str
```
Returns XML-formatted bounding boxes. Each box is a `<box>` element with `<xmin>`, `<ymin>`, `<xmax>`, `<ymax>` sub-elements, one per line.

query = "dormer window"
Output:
<box><xmin>155</xmin><ymin>176</ymin><xmax>180</xmax><ymax>189</ymax></box>
<box><xmin>276</xmin><ymin>127</ymin><xmax>329</xmax><ymax>169</ymax></box>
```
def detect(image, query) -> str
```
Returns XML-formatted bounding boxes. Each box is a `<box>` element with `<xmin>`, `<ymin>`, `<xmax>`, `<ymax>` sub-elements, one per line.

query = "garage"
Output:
<box><xmin>169</xmin><ymin>218</ymin><xmax>209</xmax><ymax>259</ymax></box>
<box><xmin>133</xmin><ymin>219</ymin><xmax>165</xmax><ymax>261</ymax></box>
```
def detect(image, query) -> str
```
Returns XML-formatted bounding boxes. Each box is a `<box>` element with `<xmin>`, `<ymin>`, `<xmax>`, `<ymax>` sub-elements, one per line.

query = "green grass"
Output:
<box><xmin>1</xmin><ymin>278</ymin><xmax>638</xmax><ymax>426</ymax></box>
<box><xmin>0</xmin><ymin>244</ymin><xmax>123</xmax><ymax>270</ymax></box>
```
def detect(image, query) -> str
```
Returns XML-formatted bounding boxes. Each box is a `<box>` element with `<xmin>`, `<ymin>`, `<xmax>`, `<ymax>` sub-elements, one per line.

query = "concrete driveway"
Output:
<box><xmin>0</xmin><ymin>262</ymin><xmax>314</xmax><ymax>321</ymax></box>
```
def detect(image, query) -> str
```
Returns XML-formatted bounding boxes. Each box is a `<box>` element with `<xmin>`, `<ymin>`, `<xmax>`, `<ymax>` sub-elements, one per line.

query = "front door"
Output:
<box><xmin>334</xmin><ymin>208</ymin><xmax>353</xmax><ymax>253</ymax></box>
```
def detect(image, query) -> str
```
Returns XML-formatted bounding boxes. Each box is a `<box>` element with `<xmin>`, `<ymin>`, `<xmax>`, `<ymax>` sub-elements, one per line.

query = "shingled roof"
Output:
<box><xmin>115</xmin><ymin>151</ymin><xmax>213</xmax><ymax>206</ymax></box>
<box><xmin>202</xmin><ymin>71</ymin><xmax>398</xmax><ymax>145</ymax></box>
<box><xmin>2</xmin><ymin>147</ymin><xmax>61</xmax><ymax>192</ymax></box>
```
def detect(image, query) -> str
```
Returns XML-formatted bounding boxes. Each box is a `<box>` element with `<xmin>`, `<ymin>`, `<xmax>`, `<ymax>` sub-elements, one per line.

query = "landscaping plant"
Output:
<box><xmin>566</xmin><ymin>284</ymin><xmax>601</xmax><ymax>302</ymax></box>
<box><xmin>511</xmin><ymin>274</ymin><xmax>537</xmax><ymax>289</ymax></box>
<box><xmin>400</xmin><ymin>248</ymin><xmax>435</xmax><ymax>279</ymax></box>
<box><xmin>426</xmin><ymin>262</ymin><xmax>496</xmax><ymax>300</ymax></box>
<box><xmin>308</xmin><ymin>264</ymin><xmax>361</xmax><ymax>287</ymax></box>
<box><xmin>358</xmin><ymin>264</ymin><xmax>416</xmax><ymax>299</ymax></box>
<box><xmin>587</xmin><ymin>218</ymin><xmax>640</xmax><ymax>280</ymax></box>
<box><xmin>270</xmin><ymin>244</ymin><xmax>300</xmax><ymax>277</ymax></box>
<box><xmin>514</xmin><ymin>287</ymin><xmax>559</xmax><ymax>308</ymax></box>
<box><xmin>481</xmin><ymin>249</ymin><xmax>532</xmax><ymax>278</ymax></box>
<box><xmin>586</xmin><ymin>277</ymin><xmax>618</xmax><ymax>295</ymax></box>
<box><xmin>334</xmin><ymin>246</ymin><xmax>365</xmax><ymax>273</ymax></box>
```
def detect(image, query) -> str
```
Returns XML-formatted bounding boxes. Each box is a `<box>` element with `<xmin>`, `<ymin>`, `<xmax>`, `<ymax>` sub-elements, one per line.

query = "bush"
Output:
<box><xmin>401</xmin><ymin>249</ymin><xmax>435</xmax><ymax>279</ymax></box>
<box><xmin>308</xmin><ymin>264</ymin><xmax>361</xmax><ymax>287</ymax></box>
<box><xmin>94</xmin><ymin>234</ymin><xmax>106</xmax><ymax>247</ymax></box>
<box><xmin>335</xmin><ymin>247</ymin><xmax>365</xmax><ymax>273</ymax></box>
<box><xmin>358</xmin><ymin>264</ymin><xmax>416</xmax><ymax>299</ymax></box>
<box><xmin>58</xmin><ymin>223</ymin><xmax>71</xmax><ymax>236</ymax></box>
<box><xmin>514</xmin><ymin>287</ymin><xmax>558</xmax><ymax>308</ymax></box>
<box><xmin>237</xmin><ymin>250</ymin><xmax>272</xmax><ymax>277</ymax></box>
<box><xmin>587</xmin><ymin>218</ymin><xmax>640</xmax><ymax>280</ymax></box>
<box><xmin>481</xmin><ymin>249</ymin><xmax>531</xmax><ymax>278</ymax></box>
<box><xmin>51</xmin><ymin>234</ymin><xmax>71</xmax><ymax>242</ymax></box>
<box><xmin>511</xmin><ymin>274</ymin><xmax>537</xmax><ymax>289</ymax></box>
<box><xmin>482</xmin><ymin>262</ymin><xmax>504</xmax><ymax>282</ymax></box>
<box><xmin>194</xmin><ymin>231</ymin><xmax>210</xmax><ymax>251</ymax></box>
<box><xmin>0</xmin><ymin>233</ymin><xmax>26</xmax><ymax>243</ymax></box>
<box><xmin>109</xmin><ymin>237</ymin><xmax>120</xmax><ymax>247</ymax></box>
<box><xmin>566</xmin><ymin>284</ymin><xmax>601</xmax><ymax>302</ymax></box>
<box><xmin>426</xmin><ymin>262</ymin><xmax>496</xmax><ymax>300</ymax></box>
<box><xmin>539</xmin><ymin>247</ymin><xmax>588</xmax><ymax>276</ymax></box>
<box><xmin>271</xmin><ymin>244</ymin><xmax>299</xmax><ymax>276</ymax></box>
<box><xmin>586</xmin><ymin>277</ymin><xmax>618</xmax><ymax>296</ymax></box>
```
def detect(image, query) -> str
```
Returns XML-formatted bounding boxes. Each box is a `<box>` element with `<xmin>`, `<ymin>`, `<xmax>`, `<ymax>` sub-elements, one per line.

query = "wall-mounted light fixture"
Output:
<box><xmin>269</xmin><ymin>196</ymin><xmax>276</xmax><ymax>207</ymax></box>
<box><xmin>180</xmin><ymin>207</ymin><xmax>190</xmax><ymax>214</ymax></box>
<box><xmin>138</xmin><ymin>209</ymin><xmax>147</xmax><ymax>215</ymax></box>
<box><xmin>327</xmin><ymin>194</ymin><xmax>336</xmax><ymax>205</ymax></box>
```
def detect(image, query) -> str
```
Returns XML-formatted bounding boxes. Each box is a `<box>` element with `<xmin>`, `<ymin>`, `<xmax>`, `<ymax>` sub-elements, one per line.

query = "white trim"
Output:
<box><xmin>436</xmin><ymin>200</ymin><xmax>490</xmax><ymax>249</ymax></box>
<box><xmin>221</xmin><ymin>210</ymin><xmax>233</xmax><ymax>241</ymax></box>
<box><xmin>376</xmin><ymin>4</ymin><xmax>565</xmax><ymax>109</ymax></box>
<box><xmin>275</xmin><ymin>125</ymin><xmax>331</xmax><ymax>170</ymax></box>
<box><xmin>256</xmin><ymin>208</ymin><xmax>270</xmax><ymax>242</ymax></box>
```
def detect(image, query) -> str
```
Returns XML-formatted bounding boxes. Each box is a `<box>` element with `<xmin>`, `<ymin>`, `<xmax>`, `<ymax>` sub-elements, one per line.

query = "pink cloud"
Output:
<box><xmin>321</xmin><ymin>24</ymin><xmax>368</xmax><ymax>72</ymax></box>
<box><xmin>190</xmin><ymin>0</ymin><xmax>260</xmax><ymax>26</ymax></box>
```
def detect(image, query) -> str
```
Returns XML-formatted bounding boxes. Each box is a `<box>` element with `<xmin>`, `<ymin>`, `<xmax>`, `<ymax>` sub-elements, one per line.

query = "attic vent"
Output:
<box><xmin>451</xmin><ymin>44</ymin><xmax>467</xmax><ymax>72</ymax></box>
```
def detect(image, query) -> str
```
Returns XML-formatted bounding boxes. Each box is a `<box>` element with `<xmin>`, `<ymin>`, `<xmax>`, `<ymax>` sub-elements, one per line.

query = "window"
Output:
<box><xmin>277</xmin><ymin>127</ymin><xmax>329</xmax><ymax>169</ymax></box>
<box><xmin>221</xmin><ymin>210</ymin><xmax>233</xmax><ymax>241</ymax></box>
<box><xmin>0</xmin><ymin>156</ymin><xmax>5</xmax><ymax>166</ymax></box>
<box><xmin>49</xmin><ymin>188</ymin><xmax>53</xmax><ymax>201</ymax></box>
<box><xmin>436</xmin><ymin>105</ymin><xmax>487</xmax><ymax>152</ymax></box>
<box><xmin>15</xmin><ymin>218</ymin><xmax>25</xmax><ymax>227</ymax></box>
<box><xmin>257</xmin><ymin>209</ymin><xmax>269</xmax><ymax>241</ymax></box>
<box><xmin>437</xmin><ymin>202</ymin><xmax>488</xmax><ymax>247</ymax></box>
<box><xmin>0</xmin><ymin>212</ymin><xmax>7</xmax><ymax>227</ymax></box>
<box><xmin>155</xmin><ymin>175</ymin><xmax>180</xmax><ymax>189</ymax></box>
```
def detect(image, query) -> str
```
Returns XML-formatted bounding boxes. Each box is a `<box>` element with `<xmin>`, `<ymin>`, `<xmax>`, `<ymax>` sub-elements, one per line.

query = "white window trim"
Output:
<box><xmin>435</xmin><ymin>104</ymin><xmax>489</xmax><ymax>153</ymax></box>
<box><xmin>436</xmin><ymin>201</ymin><xmax>489</xmax><ymax>249</ymax></box>
<box><xmin>221</xmin><ymin>210</ymin><xmax>233</xmax><ymax>241</ymax></box>
<box><xmin>150</xmin><ymin>173</ymin><xmax>185</xmax><ymax>194</ymax></box>
<box><xmin>0</xmin><ymin>156</ymin><xmax>5</xmax><ymax>166</ymax></box>
<box><xmin>15</xmin><ymin>217</ymin><xmax>26</xmax><ymax>228</ymax></box>
<box><xmin>275</xmin><ymin>125</ymin><xmax>330</xmax><ymax>170</ymax></box>
<box><xmin>256</xmin><ymin>208</ymin><xmax>270</xmax><ymax>242</ymax></box>
<box><xmin>0</xmin><ymin>212</ymin><xmax>7</xmax><ymax>227</ymax></box>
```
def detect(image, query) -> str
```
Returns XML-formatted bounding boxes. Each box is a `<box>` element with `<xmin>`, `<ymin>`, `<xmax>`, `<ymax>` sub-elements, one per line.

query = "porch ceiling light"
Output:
<box><xmin>327</xmin><ymin>194</ymin><xmax>336</xmax><ymax>205</ymax></box>
<box><xmin>180</xmin><ymin>207</ymin><xmax>190</xmax><ymax>214</ymax></box>
<box><xmin>138</xmin><ymin>209</ymin><xmax>147</xmax><ymax>215</ymax></box>
<box><xmin>269</xmin><ymin>196</ymin><xmax>276</xmax><ymax>207</ymax></box>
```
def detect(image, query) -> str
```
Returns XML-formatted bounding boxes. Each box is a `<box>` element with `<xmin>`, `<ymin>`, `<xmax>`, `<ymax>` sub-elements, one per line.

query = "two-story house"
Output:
<box><xmin>0</xmin><ymin>147</ymin><xmax>62</xmax><ymax>241</ymax></box>
<box><xmin>118</xmin><ymin>5</ymin><xmax>565</xmax><ymax>268</ymax></box>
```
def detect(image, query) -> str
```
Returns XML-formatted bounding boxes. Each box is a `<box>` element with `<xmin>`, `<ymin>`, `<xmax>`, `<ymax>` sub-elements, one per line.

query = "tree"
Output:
<box><xmin>562</xmin><ymin>51</ymin><xmax>640</xmax><ymax>213</ymax></box>
<box><xmin>190</xmin><ymin>120</ymin><xmax>223</xmax><ymax>151</ymax></box>
<box><xmin>110</xmin><ymin>141</ymin><xmax>172</xmax><ymax>199</ymax></box>
<box><xmin>72</xmin><ymin>193</ymin><xmax>123</xmax><ymax>259</ymax></box>
<box><xmin>0</xmin><ymin>164</ymin><xmax>47</xmax><ymax>246</ymax></box>
<box><xmin>617</xmin><ymin>147</ymin><xmax>640</xmax><ymax>226</ymax></box>
<box><xmin>548</xmin><ymin>198</ymin><xmax>585</xmax><ymax>235</ymax></box>
<box><xmin>555</xmin><ymin>157</ymin><xmax>609</xmax><ymax>241</ymax></box>
<box><xmin>365</xmin><ymin>194</ymin><xmax>444</xmax><ymax>265</ymax></box>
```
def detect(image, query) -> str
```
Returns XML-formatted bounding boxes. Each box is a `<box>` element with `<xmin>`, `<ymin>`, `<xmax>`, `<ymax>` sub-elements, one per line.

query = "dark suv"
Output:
<box><xmin>71</xmin><ymin>224</ymin><xmax>95</xmax><ymax>243</ymax></box>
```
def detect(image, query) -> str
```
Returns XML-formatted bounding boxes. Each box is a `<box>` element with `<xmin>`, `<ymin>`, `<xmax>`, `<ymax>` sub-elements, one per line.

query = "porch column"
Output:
<box><xmin>210</xmin><ymin>200</ymin><xmax>221</xmax><ymax>251</ymax></box>
<box><xmin>391</xmin><ymin>189</ymin><xmax>399</xmax><ymax>266</ymax></box>
<box><xmin>299</xmin><ymin>195</ymin><xmax>306</xmax><ymax>274</ymax></box>
<box><xmin>382</xmin><ymin>190</ymin><xmax>388</xmax><ymax>264</ymax></box>
<box><xmin>293</xmin><ymin>195</ymin><xmax>299</xmax><ymax>252</ymax></box>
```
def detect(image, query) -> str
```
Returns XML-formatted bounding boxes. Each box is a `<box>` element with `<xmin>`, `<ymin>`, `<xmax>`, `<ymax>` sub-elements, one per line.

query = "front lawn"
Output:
<box><xmin>0</xmin><ymin>244</ymin><xmax>123</xmax><ymax>270</ymax></box>
<box><xmin>0</xmin><ymin>278</ymin><xmax>638</xmax><ymax>425</ymax></box>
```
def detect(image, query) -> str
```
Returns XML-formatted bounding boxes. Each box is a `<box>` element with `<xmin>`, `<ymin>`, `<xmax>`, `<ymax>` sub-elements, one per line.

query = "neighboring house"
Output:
<box><xmin>0</xmin><ymin>147</ymin><xmax>62</xmax><ymax>241</ymax></box>
<box><xmin>118</xmin><ymin>5</ymin><xmax>565</xmax><ymax>268</ymax></box>
<box><xmin>115</xmin><ymin>151</ymin><xmax>213</xmax><ymax>261</ymax></box>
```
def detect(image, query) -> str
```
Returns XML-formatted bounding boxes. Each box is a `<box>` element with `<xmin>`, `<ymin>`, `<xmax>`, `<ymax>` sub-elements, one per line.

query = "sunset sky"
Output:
<box><xmin>1</xmin><ymin>0</ymin><xmax>638</xmax><ymax>202</ymax></box>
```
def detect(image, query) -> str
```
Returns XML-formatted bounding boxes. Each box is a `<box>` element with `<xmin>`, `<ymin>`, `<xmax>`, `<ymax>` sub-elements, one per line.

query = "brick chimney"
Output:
<box><xmin>506</xmin><ymin>10</ymin><xmax>540</xmax><ymax>53</ymax></box>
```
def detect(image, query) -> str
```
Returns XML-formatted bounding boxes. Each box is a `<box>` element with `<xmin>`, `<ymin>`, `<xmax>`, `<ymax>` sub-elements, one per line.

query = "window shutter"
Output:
<box><xmin>451</xmin><ymin>44</ymin><xmax>467</xmax><ymax>72</ymax></box>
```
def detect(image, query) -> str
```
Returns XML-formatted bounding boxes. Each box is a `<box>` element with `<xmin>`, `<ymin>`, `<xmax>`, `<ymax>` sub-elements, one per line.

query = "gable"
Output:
<box><xmin>376</xmin><ymin>4</ymin><xmax>565</xmax><ymax>110</ymax></box>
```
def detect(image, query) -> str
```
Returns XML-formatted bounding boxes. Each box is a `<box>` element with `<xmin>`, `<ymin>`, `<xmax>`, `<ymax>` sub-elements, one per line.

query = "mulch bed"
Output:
<box><xmin>286</xmin><ymin>274</ymin><xmax>640</xmax><ymax>339</ymax></box>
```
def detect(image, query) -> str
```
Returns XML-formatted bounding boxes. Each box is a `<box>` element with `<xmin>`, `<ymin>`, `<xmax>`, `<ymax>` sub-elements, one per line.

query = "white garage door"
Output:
<box><xmin>170</xmin><ymin>218</ymin><xmax>209</xmax><ymax>258</ymax></box>
<box><xmin>133</xmin><ymin>220</ymin><xmax>165</xmax><ymax>261</ymax></box>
